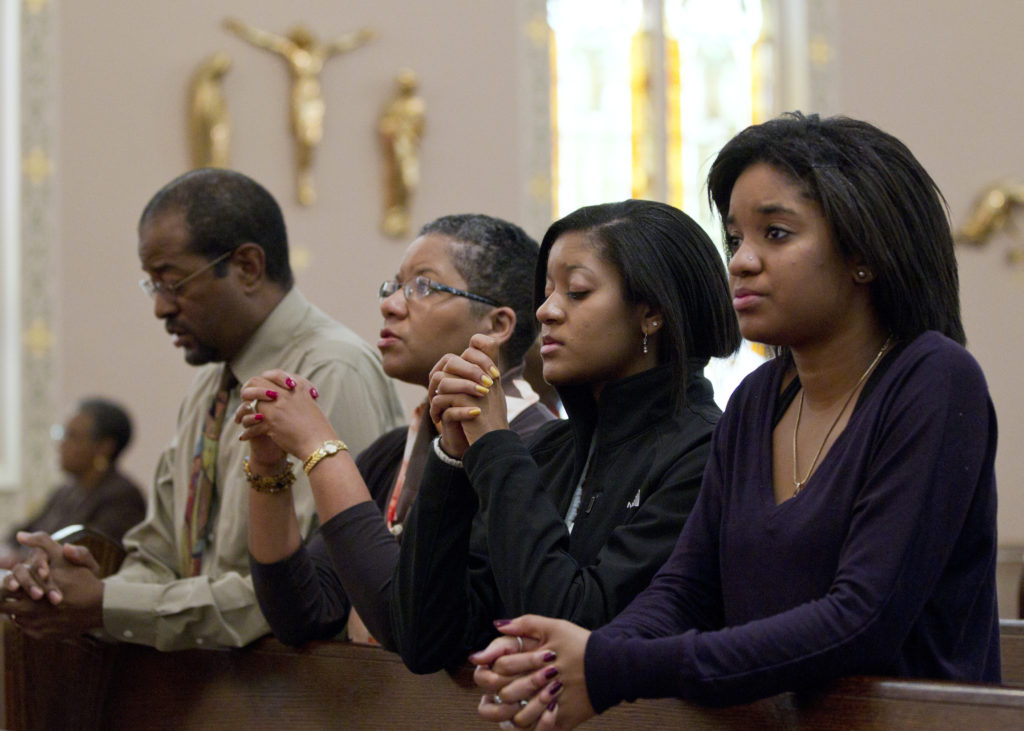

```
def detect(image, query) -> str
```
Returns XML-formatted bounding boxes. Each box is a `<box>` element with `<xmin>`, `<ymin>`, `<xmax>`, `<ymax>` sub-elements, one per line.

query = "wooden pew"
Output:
<box><xmin>1001</xmin><ymin>619</ymin><xmax>1024</xmax><ymax>688</ymax></box>
<box><xmin>5</xmin><ymin>629</ymin><xmax>1024</xmax><ymax>730</ymax></box>
<box><xmin>4</xmin><ymin>524</ymin><xmax>1024</xmax><ymax>729</ymax></box>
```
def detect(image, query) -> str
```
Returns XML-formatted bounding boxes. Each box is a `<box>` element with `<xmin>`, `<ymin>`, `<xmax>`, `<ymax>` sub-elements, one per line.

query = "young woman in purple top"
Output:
<box><xmin>472</xmin><ymin>113</ymin><xmax>1000</xmax><ymax>729</ymax></box>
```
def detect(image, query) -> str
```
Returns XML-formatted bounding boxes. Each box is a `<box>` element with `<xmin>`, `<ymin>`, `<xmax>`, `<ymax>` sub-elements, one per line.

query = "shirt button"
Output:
<box><xmin>195</xmin><ymin>637</ymin><xmax>204</xmax><ymax>646</ymax></box>
<box><xmin>123</xmin><ymin>629</ymin><xmax>134</xmax><ymax>639</ymax></box>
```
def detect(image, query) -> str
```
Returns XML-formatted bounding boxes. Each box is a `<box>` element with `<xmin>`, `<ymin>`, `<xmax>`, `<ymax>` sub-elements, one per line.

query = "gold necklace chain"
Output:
<box><xmin>792</xmin><ymin>337</ymin><xmax>892</xmax><ymax>496</ymax></box>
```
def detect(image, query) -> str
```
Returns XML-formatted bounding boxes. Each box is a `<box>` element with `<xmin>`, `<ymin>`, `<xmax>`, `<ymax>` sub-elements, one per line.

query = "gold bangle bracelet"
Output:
<box><xmin>243</xmin><ymin>458</ymin><xmax>297</xmax><ymax>494</ymax></box>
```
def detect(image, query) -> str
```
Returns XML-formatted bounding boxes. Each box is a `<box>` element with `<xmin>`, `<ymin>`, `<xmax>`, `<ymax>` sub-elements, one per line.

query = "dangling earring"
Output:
<box><xmin>642</xmin><ymin>331</ymin><xmax>649</xmax><ymax>355</ymax></box>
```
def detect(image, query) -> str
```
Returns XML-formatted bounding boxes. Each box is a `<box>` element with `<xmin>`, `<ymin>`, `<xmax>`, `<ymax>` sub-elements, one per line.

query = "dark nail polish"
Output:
<box><xmin>549</xmin><ymin>681</ymin><xmax>563</xmax><ymax>695</ymax></box>
<box><xmin>253</xmin><ymin>413</ymin><xmax>264</xmax><ymax>422</ymax></box>
<box><xmin>310</xmin><ymin>387</ymin><xmax>319</xmax><ymax>399</ymax></box>
<box><xmin>544</xmin><ymin>666</ymin><xmax>559</xmax><ymax>679</ymax></box>
<box><xmin>493</xmin><ymin>619</ymin><xmax>511</xmax><ymax>627</ymax></box>
<box><xmin>285</xmin><ymin>377</ymin><xmax>296</xmax><ymax>389</ymax></box>
<box><xmin>265</xmin><ymin>390</ymin><xmax>278</xmax><ymax>399</ymax></box>
<box><xmin>547</xmin><ymin>700</ymin><xmax>557</xmax><ymax>712</ymax></box>
<box><xmin>542</xmin><ymin>651</ymin><xmax>556</xmax><ymax>662</ymax></box>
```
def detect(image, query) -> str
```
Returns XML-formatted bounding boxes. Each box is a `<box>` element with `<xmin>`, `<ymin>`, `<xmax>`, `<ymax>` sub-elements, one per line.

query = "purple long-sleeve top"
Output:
<box><xmin>585</xmin><ymin>331</ymin><xmax>1000</xmax><ymax>709</ymax></box>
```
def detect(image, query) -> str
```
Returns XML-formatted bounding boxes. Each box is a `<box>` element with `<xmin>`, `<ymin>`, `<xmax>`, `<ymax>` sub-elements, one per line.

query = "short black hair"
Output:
<box><xmin>537</xmin><ymin>200</ymin><xmax>741</xmax><ymax>407</ymax></box>
<box><xmin>708</xmin><ymin>112</ymin><xmax>964</xmax><ymax>345</ymax></box>
<box><xmin>139</xmin><ymin>168</ymin><xmax>293</xmax><ymax>289</ymax></box>
<box><xmin>419</xmin><ymin>214</ymin><xmax>540</xmax><ymax>367</ymax></box>
<box><xmin>77</xmin><ymin>398</ymin><xmax>133</xmax><ymax>461</ymax></box>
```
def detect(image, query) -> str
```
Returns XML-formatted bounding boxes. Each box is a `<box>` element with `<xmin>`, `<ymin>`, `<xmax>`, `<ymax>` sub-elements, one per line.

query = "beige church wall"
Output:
<box><xmin>24</xmin><ymin>0</ymin><xmax>1024</xmax><ymax>614</ymax></box>
<box><xmin>834</xmin><ymin>0</ymin><xmax>1024</xmax><ymax>611</ymax></box>
<box><xmin>54</xmin><ymin>1</ymin><xmax>531</xmax><ymax>498</ymax></box>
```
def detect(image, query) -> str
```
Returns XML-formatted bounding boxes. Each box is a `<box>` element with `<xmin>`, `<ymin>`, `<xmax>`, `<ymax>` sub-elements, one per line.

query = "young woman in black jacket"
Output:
<box><xmin>394</xmin><ymin>199</ymin><xmax>741</xmax><ymax>672</ymax></box>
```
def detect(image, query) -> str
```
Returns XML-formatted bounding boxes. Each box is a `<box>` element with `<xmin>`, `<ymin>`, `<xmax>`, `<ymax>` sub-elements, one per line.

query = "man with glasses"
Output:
<box><xmin>2</xmin><ymin>168</ymin><xmax>403</xmax><ymax>649</ymax></box>
<box><xmin>247</xmin><ymin>214</ymin><xmax>556</xmax><ymax>648</ymax></box>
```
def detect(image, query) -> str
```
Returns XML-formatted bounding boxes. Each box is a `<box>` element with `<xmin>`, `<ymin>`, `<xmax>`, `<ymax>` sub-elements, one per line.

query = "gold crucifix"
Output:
<box><xmin>224</xmin><ymin>17</ymin><xmax>377</xmax><ymax>205</ymax></box>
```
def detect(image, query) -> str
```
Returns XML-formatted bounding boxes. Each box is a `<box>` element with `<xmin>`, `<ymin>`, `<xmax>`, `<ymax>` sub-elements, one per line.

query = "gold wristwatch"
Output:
<box><xmin>303</xmin><ymin>439</ymin><xmax>348</xmax><ymax>475</ymax></box>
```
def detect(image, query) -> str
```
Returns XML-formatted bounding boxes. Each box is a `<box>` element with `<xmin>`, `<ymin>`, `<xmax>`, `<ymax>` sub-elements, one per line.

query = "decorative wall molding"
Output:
<box><xmin>0</xmin><ymin>0</ymin><xmax>58</xmax><ymax>523</ymax></box>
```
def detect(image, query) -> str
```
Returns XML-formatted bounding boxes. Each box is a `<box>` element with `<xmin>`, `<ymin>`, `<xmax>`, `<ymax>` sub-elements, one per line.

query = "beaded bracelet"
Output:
<box><xmin>243</xmin><ymin>458</ymin><xmax>297</xmax><ymax>494</ymax></box>
<box><xmin>431</xmin><ymin>436</ymin><xmax>464</xmax><ymax>469</ymax></box>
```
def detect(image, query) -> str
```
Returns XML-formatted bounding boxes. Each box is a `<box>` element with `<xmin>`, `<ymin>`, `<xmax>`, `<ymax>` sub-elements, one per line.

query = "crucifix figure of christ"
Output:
<box><xmin>224</xmin><ymin>17</ymin><xmax>377</xmax><ymax>205</ymax></box>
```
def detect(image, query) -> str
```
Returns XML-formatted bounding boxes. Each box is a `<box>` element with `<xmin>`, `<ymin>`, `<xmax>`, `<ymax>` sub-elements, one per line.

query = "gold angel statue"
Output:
<box><xmin>378</xmin><ymin>69</ymin><xmax>425</xmax><ymax>237</ymax></box>
<box><xmin>956</xmin><ymin>181</ymin><xmax>1024</xmax><ymax>263</ymax></box>
<box><xmin>224</xmin><ymin>17</ymin><xmax>377</xmax><ymax>205</ymax></box>
<box><xmin>188</xmin><ymin>52</ymin><xmax>232</xmax><ymax>169</ymax></box>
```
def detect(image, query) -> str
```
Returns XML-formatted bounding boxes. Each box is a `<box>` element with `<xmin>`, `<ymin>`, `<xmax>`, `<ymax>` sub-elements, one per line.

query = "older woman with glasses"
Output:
<box><xmin>1</xmin><ymin>399</ymin><xmax>145</xmax><ymax>569</ymax></box>
<box><xmin>237</xmin><ymin>214</ymin><xmax>554</xmax><ymax>646</ymax></box>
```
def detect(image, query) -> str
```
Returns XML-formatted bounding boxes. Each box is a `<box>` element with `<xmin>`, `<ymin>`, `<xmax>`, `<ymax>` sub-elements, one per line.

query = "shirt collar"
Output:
<box><xmin>228</xmin><ymin>287</ymin><xmax>307</xmax><ymax>386</ymax></box>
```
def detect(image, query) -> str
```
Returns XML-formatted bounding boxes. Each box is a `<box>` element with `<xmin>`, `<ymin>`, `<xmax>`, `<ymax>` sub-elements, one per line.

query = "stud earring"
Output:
<box><xmin>855</xmin><ymin>268</ymin><xmax>870</xmax><ymax>281</ymax></box>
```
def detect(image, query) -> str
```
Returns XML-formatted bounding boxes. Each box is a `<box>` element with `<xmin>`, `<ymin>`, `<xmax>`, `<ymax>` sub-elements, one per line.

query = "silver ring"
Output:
<box><xmin>498</xmin><ymin>723</ymin><xmax>514</xmax><ymax>731</ymax></box>
<box><xmin>515</xmin><ymin>636</ymin><xmax>524</xmax><ymax>652</ymax></box>
<box><xmin>249</xmin><ymin>398</ymin><xmax>259</xmax><ymax>413</ymax></box>
<box><xmin>490</xmin><ymin>694</ymin><xmax>503</xmax><ymax>706</ymax></box>
<box><xmin>519</xmin><ymin>699</ymin><xmax>529</xmax><ymax>709</ymax></box>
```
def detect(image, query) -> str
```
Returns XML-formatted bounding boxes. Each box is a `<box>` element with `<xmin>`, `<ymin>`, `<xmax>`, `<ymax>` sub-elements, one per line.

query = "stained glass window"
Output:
<box><xmin>548</xmin><ymin>0</ymin><xmax>779</xmax><ymax>404</ymax></box>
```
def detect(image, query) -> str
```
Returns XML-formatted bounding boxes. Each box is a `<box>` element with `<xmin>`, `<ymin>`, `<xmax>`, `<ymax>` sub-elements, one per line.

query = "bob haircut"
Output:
<box><xmin>707</xmin><ymin>112</ymin><xmax>965</xmax><ymax>346</ymax></box>
<box><xmin>536</xmin><ymin>199</ymin><xmax>741</xmax><ymax>407</ymax></box>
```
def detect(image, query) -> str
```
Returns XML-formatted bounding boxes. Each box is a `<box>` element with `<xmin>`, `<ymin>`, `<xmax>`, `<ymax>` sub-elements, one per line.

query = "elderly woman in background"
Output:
<box><xmin>2</xmin><ymin>398</ymin><xmax>144</xmax><ymax>568</ymax></box>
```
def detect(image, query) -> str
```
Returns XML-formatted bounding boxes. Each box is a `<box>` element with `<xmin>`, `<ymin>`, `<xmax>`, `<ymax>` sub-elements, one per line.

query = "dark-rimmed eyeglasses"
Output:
<box><xmin>139</xmin><ymin>249</ymin><xmax>235</xmax><ymax>300</ymax></box>
<box><xmin>378</xmin><ymin>276</ymin><xmax>501</xmax><ymax>307</ymax></box>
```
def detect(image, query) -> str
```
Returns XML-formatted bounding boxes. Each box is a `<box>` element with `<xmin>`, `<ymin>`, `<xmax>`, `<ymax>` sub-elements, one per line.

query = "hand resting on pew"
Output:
<box><xmin>0</xmin><ymin>530</ymin><xmax>105</xmax><ymax>639</ymax></box>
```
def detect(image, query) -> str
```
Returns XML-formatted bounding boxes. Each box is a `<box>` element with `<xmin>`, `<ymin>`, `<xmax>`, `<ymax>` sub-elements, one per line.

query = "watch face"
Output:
<box><xmin>325</xmin><ymin>443</ymin><xmax>339</xmax><ymax>454</ymax></box>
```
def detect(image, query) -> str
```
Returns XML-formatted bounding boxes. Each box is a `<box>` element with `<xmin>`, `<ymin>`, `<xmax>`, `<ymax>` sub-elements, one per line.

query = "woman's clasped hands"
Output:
<box><xmin>428</xmin><ymin>334</ymin><xmax>509</xmax><ymax>460</ymax></box>
<box><xmin>234</xmin><ymin>369</ymin><xmax>335</xmax><ymax>470</ymax></box>
<box><xmin>471</xmin><ymin>615</ymin><xmax>595</xmax><ymax>730</ymax></box>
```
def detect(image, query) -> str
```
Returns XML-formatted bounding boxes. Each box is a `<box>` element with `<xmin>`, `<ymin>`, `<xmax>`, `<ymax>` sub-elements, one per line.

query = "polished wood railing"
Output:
<box><xmin>4</xmin><ymin>626</ymin><xmax>1024</xmax><ymax>730</ymax></box>
<box><xmin>3</xmin><ymin>528</ymin><xmax>1023</xmax><ymax>729</ymax></box>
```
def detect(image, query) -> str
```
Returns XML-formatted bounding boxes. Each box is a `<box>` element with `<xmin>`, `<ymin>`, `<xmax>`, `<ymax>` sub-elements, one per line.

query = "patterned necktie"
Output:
<box><xmin>181</xmin><ymin>366</ymin><xmax>237</xmax><ymax>576</ymax></box>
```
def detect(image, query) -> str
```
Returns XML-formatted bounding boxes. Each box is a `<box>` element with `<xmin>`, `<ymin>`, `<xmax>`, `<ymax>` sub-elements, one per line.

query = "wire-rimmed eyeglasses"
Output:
<box><xmin>378</xmin><ymin>276</ymin><xmax>501</xmax><ymax>307</ymax></box>
<box><xmin>139</xmin><ymin>249</ymin><xmax>235</xmax><ymax>300</ymax></box>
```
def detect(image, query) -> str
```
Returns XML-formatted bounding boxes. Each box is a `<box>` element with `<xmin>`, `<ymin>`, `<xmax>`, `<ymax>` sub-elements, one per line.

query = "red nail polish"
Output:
<box><xmin>265</xmin><ymin>390</ymin><xmax>278</xmax><ymax>399</ymax></box>
<box><xmin>310</xmin><ymin>387</ymin><xmax>319</xmax><ymax>399</ymax></box>
<box><xmin>544</xmin><ymin>666</ymin><xmax>558</xmax><ymax>679</ymax></box>
<box><xmin>253</xmin><ymin>413</ymin><xmax>264</xmax><ymax>422</ymax></box>
<box><xmin>542</xmin><ymin>651</ymin><xmax>556</xmax><ymax>662</ymax></box>
<box><xmin>549</xmin><ymin>681</ymin><xmax>563</xmax><ymax>695</ymax></box>
<box><xmin>493</xmin><ymin>619</ymin><xmax>511</xmax><ymax>627</ymax></box>
<box><xmin>285</xmin><ymin>377</ymin><xmax>296</xmax><ymax>389</ymax></box>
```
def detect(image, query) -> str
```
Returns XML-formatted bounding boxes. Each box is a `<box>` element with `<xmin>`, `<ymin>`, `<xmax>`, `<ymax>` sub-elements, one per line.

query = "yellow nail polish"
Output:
<box><xmin>489</xmin><ymin>366</ymin><xmax>501</xmax><ymax>379</ymax></box>
<box><xmin>469</xmin><ymin>407</ymin><xmax>482</xmax><ymax>416</ymax></box>
<box><xmin>475</xmin><ymin>384</ymin><xmax>490</xmax><ymax>395</ymax></box>
<box><xmin>480</xmin><ymin>374</ymin><xmax>494</xmax><ymax>387</ymax></box>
